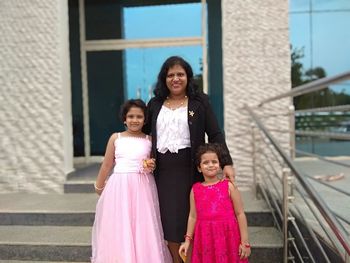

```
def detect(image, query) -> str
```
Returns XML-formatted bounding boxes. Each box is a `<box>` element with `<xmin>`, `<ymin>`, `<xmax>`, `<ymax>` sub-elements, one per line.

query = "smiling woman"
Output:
<box><xmin>143</xmin><ymin>56</ymin><xmax>235</xmax><ymax>263</ymax></box>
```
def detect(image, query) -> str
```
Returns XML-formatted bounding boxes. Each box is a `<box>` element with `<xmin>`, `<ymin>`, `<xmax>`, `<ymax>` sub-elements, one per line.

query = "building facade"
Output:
<box><xmin>0</xmin><ymin>0</ymin><xmax>291</xmax><ymax>193</ymax></box>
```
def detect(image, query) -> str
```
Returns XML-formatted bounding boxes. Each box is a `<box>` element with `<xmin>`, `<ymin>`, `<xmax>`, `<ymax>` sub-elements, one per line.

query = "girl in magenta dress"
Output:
<box><xmin>179</xmin><ymin>143</ymin><xmax>251</xmax><ymax>263</ymax></box>
<box><xmin>91</xmin><ymin>99</ymin><xmax>171</xmax><ymax>263</ymax></box>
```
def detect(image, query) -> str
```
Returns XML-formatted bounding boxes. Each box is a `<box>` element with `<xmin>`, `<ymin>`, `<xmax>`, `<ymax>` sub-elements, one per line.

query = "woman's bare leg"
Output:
<box><xmin>167</xmin><ymin>241</ymin><xmax>183</xmax><ymax>263</ymax></box>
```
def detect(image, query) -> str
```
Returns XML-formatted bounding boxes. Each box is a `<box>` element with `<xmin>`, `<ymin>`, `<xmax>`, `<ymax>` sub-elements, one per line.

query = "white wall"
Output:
<box><xmin>222</xmin><ymin>0</ymin><xmax>292</xmax><ymax>188</ymax></box>
<box><xmin>0</xmin><ymin>0</ymin><xmax>72</xmax><ymax>193</ymax></box>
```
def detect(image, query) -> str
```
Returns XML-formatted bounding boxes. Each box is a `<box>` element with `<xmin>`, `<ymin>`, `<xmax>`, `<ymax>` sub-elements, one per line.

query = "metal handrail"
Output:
<box><xmin>296</xmin><ymin>104</ymin><xmax>350</xmax><ymax>113</ymax></box>
<box><xmin>305</xmin><ymin>173</ymin><xmax>350</xmax><ymax>197</ymax></box>
<box><xmin>245</xmin><ymin>104</ymin><xmax>350</xmax><ymax>256</ymax></box>
<box><xmin>295</xmin><ymin>149</ymin><xmax>350</xmax><ymax>169</ymax></box>
<box><xmin>258</xmin><ymin>71</ymin><xmax>350</xmax><ymax>106</ymax></box>
<box><xmin>295</xmin><ymin>130</ymin><xmax>350</xmax><ymax>140</ymax></box>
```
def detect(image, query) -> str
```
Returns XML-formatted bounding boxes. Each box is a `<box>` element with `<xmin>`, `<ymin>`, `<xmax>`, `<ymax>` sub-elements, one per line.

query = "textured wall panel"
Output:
<box><xmin>222</xmin><ymin>0</ymin><xmax>292</xmax><ymax>188</ymax></box>
<box><xmin>0</xmin><ymin>0</ymin><xmax>66</xmax><ymax>193</ymax></box>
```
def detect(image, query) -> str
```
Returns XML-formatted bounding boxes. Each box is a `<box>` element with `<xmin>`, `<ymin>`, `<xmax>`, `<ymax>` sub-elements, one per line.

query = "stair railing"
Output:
<box><xmin>246</xmin><ymin>71</ymin><xmax>350</xmax><ymax>262</ymax></box>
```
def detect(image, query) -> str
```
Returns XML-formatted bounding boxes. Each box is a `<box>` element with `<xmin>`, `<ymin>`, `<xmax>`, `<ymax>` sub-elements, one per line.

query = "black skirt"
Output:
<box><xmin>155</xmin><ymin>148</ymin><xmax>192</xmax><ymax>243</ymax></box>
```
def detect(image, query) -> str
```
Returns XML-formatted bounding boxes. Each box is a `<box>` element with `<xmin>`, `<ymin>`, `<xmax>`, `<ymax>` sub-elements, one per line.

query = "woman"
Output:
<box><xmin>144</xmin><ymin>56</ymin><xmax>235</xmax><ymax>262</ymax></box>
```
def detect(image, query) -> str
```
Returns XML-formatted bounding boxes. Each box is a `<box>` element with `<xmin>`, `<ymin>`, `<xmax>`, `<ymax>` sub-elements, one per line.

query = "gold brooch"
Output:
<box><xmin>189</xmin><ymin>110</ymin><xmax>194</xmax><ymax>117</ymax></box>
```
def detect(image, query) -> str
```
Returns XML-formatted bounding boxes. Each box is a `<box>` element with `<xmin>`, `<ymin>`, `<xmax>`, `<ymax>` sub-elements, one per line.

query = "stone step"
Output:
<box><xmin>64</xmin><ymin>164</ymin><xmax>99</xmax><ymax>194</ymax></box>
<box><xmin>0</xmin><ymin>225</ymin><xmax>282</xmax><ymax>262</ymax></box>
<box><xmin>0</xmin><ymin>194</ymin><xmax>98</xmax><ymax>226</ymax></box>
<box><xmin>0</xmin><ymin>191</ymin><xmax>274</xmax><ymax>227</ymax></box>
<box><xmin>64</xmin><ymin>181</ymin><xmax>95</xmax><ymax>194</ymax></box>
<box><xmin>0</xmin><ymin>226</ymin><xmax>91</xmax><ymax>262</ymax></box>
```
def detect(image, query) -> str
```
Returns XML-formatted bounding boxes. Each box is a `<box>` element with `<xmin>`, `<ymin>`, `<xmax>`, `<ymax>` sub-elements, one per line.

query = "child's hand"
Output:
<box><xmin>142</xmin><ymin>158</ymin><xmax>156</xmax><ymax>172</ymax></box>
<box><xmin>178</xmin><ymin>241</ymin><xmax>190</xmax><ymax>261</ymax></box>
<box><xmin>239</xmin><ymin>242</ymin><xmax>251</xmax><ymax>259</ymax></box>
<box><xmin>94</xmin><ymin>182</ymin><xmax>105</xmax><ymax>196</ymax></box>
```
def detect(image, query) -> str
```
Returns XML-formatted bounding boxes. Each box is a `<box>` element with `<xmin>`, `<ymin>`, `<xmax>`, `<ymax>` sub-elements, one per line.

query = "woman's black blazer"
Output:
<box><xmin>143</xmin><ymin>93</ymin><xmax>233</xmax><ymax>182</ymax></box>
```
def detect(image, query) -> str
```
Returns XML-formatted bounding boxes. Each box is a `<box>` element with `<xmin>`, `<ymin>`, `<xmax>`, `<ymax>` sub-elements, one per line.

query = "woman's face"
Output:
<box><xmin>166</xmin><ymin>64</ymin><xmax>188</xmax><ymax>97</ymax></box>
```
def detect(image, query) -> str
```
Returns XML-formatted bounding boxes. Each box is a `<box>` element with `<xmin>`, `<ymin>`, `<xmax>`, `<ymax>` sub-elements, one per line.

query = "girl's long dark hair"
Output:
<box><xmin>153</xmin><ymin>56</ymin><xmax>201</xmax><ymax>100</ymax></box>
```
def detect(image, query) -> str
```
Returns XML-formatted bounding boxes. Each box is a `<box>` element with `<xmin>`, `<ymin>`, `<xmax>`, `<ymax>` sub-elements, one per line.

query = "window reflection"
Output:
<box><xmin>312</xmin><ymin>0</ymin><xmax>350</xmax><ymax>11</ymax></box>
<box><xmin>123</xmin><ymin>4</ymin><xmax>202</xmax><ymax>39</ymax></box>
<box><xmin>124</xmin><ymin>46</ymin><xmax>203</xmax><ymax>102</ymax></box>
<box><xmin>289</xmin><ymin>13</ymin><xmax>311</xmax><ymax>70</ymax></box>
<box><xmin>289</xmin><ymin>0</ymin><xmax>350</xmax><ymax>94</ymax></box>
<box><xmin>290</xmin><ymin>0</ymin><xmax>310</xmax><ymax>12</ymax></box>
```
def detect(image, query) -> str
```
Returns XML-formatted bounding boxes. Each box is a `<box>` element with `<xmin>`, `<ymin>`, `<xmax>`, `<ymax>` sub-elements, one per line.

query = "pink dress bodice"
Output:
<box><xmin>193</xmin><ymin>179</ymin><xmax>236</xmax><ymax>221</ymax></box>
<box><xmin>113</xmin><ymin>135</ymin><xmax>151</xmax><ymax>174</ymax></box>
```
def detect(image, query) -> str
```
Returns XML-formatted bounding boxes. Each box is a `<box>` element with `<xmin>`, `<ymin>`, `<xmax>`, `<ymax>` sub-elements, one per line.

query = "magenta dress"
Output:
<box><xmin>192</xmin><ymin>180</ymin><xmax>249</xmax><ymax>263</ymax></box>
<box><xmin>91</xmin><ymin>134</ymin><xmax>172</xmax><ymax>263</ymax></box>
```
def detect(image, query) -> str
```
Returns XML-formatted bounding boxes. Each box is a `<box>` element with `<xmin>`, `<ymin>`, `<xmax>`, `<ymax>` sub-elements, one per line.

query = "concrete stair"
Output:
<box><xmin>0</xmin><ymin>164</ymin><xmax>283</xmax><ymax>262</ymax></box>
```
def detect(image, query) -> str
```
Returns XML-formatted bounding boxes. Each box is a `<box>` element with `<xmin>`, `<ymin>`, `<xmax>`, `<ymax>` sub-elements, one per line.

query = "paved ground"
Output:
<box><xmin>294</xmin><ymin>156</ymin><xmax>350</xmax><ymax>223</ymax></box>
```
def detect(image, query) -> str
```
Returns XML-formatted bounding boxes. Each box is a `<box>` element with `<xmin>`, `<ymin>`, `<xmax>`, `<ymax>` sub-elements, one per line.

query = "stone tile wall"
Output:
<box><xmin>222</xmin><ymin>0</ymin><xmax>292</xmax><ymax>187</ymax></box>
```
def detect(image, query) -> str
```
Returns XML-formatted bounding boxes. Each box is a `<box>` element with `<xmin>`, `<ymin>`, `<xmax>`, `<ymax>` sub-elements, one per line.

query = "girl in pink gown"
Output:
<box><xmin>179</xmin><ymin>143</ymin><xmax>251</xmax><ymax>263</ymax></box>
<box><xmin>91</xmin><ymin>99</ymin><xmax>171</xmax><ymax>263</ymax></box>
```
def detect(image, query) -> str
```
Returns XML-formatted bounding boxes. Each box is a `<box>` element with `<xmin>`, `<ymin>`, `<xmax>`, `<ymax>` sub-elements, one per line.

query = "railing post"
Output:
<box><xmin>289</xmin><ymin>104</ymin><xmax>295</xmax><ymax>160</ymax></box>
<box><xmin>251</xmin><ymin>122</ymin><xmax>258</xmax><ymax>199</ymax></box>
<box><xmin>283</xmin><ymin>167</ymin><xmax>292</xmax><ymax>263</ymax></box>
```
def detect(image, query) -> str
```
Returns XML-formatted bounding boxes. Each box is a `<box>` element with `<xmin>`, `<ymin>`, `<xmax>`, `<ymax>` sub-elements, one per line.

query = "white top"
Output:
<box><xmin>156</xmin><ymin>105</ymin><xmax>190</xmax><ymax>153</ymax></box>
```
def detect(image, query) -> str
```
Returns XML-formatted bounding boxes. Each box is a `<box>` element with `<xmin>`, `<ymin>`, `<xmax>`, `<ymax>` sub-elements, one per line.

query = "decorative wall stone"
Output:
<box><xmin>0</xmin><ymin>0</ymin><xmax>292</xmax><ymax>193</ymax></box>
<box><xmin>222</xmin><ymin>0</ymin><xmax>292</xmax><ymax>188</ymax></box>
<box><xmin>0</xmin><ymin>0</ymin><xmax>67</xmax><ymax>193</ymax></box>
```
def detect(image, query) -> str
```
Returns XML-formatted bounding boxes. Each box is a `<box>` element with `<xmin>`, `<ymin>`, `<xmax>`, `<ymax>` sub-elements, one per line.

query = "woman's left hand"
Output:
<box><xmin>223</xmin><ymin>165</ymin><xmax>235</xmax><ymax>183</ymax></box>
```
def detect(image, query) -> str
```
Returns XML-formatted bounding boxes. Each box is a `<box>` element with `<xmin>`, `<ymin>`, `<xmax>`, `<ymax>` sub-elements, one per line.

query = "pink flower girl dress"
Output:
<box><xmin>91</xmin><ymin>133</ymin><xmax>171</xmax><ymax>263</ymax></box>
<box><xmin>191</xmin><ymin>180</ymin><xmax>249</xmax><ymax>263</ymax></box>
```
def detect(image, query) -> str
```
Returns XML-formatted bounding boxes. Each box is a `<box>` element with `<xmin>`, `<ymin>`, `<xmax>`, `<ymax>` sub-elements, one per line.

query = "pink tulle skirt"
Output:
<box><xmin>91</xmin><ymin>172</ymin><xmax>171</xmax><ymax>263</ymax></box>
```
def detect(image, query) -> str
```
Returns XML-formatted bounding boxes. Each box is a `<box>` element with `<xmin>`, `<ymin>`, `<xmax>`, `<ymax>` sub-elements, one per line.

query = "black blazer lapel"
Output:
<box><xmin>187</xmin><ymin>98</ymin><xmax>201</xmax><ymax>138</ymax></box>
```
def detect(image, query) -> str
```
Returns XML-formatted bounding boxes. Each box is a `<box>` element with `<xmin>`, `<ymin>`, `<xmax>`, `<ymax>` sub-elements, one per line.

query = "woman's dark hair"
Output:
<box><xmin>153</xmin><ymin>56</ymin><xmax>201</xmax><ymax>100</ymax></box>
<box><xmin>119</xmin><ymin>99</ymin><xmax>147</xmax><ymax>122</ymax></box>
<box><xmin>195</xmin><ymin>143</ymin><xmax>225</xmax><ymax>167</ymax></box>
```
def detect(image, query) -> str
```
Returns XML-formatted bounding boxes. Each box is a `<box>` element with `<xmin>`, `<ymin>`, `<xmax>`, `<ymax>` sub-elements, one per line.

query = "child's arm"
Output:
<box><xmin>94</xmin><ymin>133</ymin><xmax>117</xmax><ymax>195</ymax></box>
<box><xmin>179</xmin><ymin>189</ymin><xmax>197</xmax><ymax>257</ymax></box>
<box><xmin>229</xmin><ymin>182</ymin><xmax>251</xmax><ymax>259</ymax></box>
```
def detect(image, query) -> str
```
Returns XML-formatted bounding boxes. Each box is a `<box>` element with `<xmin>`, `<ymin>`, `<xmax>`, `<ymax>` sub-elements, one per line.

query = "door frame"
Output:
<box><xmin>76</xmin><ymin>0</ymin><xmax>208</xmax><ymax>163</ymax></box>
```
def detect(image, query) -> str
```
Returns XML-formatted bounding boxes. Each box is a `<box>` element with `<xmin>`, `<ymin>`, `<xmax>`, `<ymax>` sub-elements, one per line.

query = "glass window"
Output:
<box><xmin>290</xmin><ymin>0</ymin><xmax>311</xmax><ymax>13</ymax></box>
<box><xmin>289</xmin><ymin>13</ymin><xmax>312</xmax><ymax>70</ymax></box>
<box><xmin>312</xmin><ymin>0</ymin><xmax>350</xmax><ymax>11</ymax></box>
<box><xmin>124</xmin><ymin>46</ymin><xmax>203</xmax><ymax>102</ymax></box>
<box><xmin>85</xmin><ymin>2</ymin><xmax>202</xmax><ymax>40</ymax></box>
<box><xmin>85</xmin><ymin>0</ymin><xmax>122</xmax><ymax>40</ymax></box>
<box><xmin>123</xmin><ymin>4</ymin><xmax>202</xmax><ymax>39</ymax></box>
<box><xmin>313</xmin><ymin>12</ymin><xmax>350</xmax><ymax>77</ymax></box>
<box><xmin>87</xmin><ymin>51</ymin><xmax>125</xmax><ymax>155</ymax></box>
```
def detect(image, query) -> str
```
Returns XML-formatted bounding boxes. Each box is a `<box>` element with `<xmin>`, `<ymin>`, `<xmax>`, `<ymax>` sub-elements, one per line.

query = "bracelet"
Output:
<box><xmin>241</xmin><ymin>242</ymin><xmax>251</xmax><ymax>248</ymax></box>
<box><xmin>94</xmin><ymin>182</ymin><xmax>105</xmax><ymax>191</ymax></box>
<box><xmin>184</xmin><ymin>234</ymin><xmax>193</xmax><ymax>241</ymax></box>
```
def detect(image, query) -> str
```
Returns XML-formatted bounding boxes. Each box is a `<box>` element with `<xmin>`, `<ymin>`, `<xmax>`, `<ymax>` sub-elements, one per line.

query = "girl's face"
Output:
<box><xmin>198</xmin><ymin>151</ymin><xmax>221</xmax><ymax>178</ymax></box>
<box><xmin>166</xmin><ymin>64</ymin><xmax>188</xmax><ymax>97</ymax></box>
<box><xmin>124</xmin><ymin>106</ymin><xmax>145</xmax><ymax>133</ymax></box>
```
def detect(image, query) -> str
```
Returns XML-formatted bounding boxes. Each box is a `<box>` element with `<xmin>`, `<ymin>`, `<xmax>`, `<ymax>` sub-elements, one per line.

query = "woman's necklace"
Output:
<box><xmin>166</xmin><ymin>95</ymin><xmax>188</xmax><ymax>110</ymax></box>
